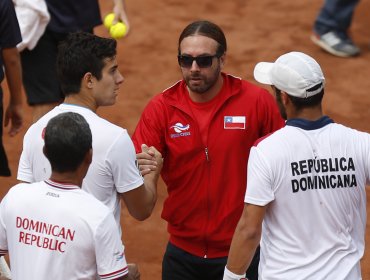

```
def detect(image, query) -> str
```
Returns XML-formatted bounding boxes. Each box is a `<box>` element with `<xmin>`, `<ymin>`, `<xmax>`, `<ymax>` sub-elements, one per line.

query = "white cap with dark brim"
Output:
<box><xmin>253</xmin><ymin>52</ymin><xmax>325</xmax><ymax>98</ymax></box>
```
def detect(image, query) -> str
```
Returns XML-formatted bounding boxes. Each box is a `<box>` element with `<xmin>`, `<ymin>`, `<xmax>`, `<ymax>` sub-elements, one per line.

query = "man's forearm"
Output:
<box><xmin>224</xmin><ymin>204</ymin><xmax>265</xmax><ymax>279</ymax></box>
<box><xmin>226</xmin><ymin>220</ymin><xmax>260</xmax><ymax>275</ymax></box>
<box><xmin>2</xmin><ymin>48</ymin><xmax>22</xmax><ymax>105</ymax></box>
<box><xmin>142</xmin><ymin>174</ymin><xmax>158</xmax><ymax>212</ymax></box>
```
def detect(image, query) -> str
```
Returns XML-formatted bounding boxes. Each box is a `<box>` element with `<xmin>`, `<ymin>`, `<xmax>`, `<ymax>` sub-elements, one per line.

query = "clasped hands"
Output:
<box><xmin>136</xmin><ymin>144</ymin><xmax>163</xmax><ymax>176</ymax></box>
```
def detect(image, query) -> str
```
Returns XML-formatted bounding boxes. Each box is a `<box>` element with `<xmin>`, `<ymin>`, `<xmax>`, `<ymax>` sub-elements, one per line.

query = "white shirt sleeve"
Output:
<box><xmin>17</xmin><ymin>121</ymin><xmax>51</xmax><ymax>183</ymax></box>
<box><xmin>244</xmin><ymin>146</ymin><xmax>275</xmax><ymax>206</ymax></box>
<box><xmin>95</xmin><ymin>213</ymin><xmax>128</xmax><ymax>279</ymax></box>
<box><xmin>106</xmin><ymin>131</ymin><xmax>144</xmax><ymax>194</ymax></box>
<box><xmin>14</xmin><ymin>0</ymin><xmax>50</xmax><ymax>51</ymax></box>
<box><xmin>365</xmin><ymin>133</ymin><xmax>370</xmax><ymax>185</ymax></box>
<box><xmin>0</xmin><ymin>195</ymin><xmax>9</xmax><ymax>254</ymax></box>
<box><xmin>17</xmin><ymin>131</ymin><xmax>35</xmax><ymax>183</ymax></box>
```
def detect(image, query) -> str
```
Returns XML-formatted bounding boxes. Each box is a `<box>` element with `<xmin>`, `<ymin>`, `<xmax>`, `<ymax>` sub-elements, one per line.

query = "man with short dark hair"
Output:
<box><xmin>224</xmin><ymin>51</ymin><xmax>370</xmax><ymax>280</ymax></box>
<box><xmin>18</xmin><ymin>32</ymin><xmax>162</xmax><ymax>234</ymax></box>
<box><xmin>0</xmin><ymin>112</ymin><xmax>134</xmax><ymax>279</ymax></box>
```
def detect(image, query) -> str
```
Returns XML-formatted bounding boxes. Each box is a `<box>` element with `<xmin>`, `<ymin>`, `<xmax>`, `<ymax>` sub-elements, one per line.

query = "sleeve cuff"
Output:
<box><xmin>223</xmin><ymin>266</ymin><xmax>248</xmax><ymax>280</ymax></box>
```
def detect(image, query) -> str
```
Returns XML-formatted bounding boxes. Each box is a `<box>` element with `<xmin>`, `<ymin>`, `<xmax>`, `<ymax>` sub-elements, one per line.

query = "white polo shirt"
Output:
<box><xmin>245</xmin><ymin>117</ymin><xmax>370</xmax><ymax>280</ymax></box>
<box><xmin>0</xmin><ymin>180</ymin><xmax>128</xmax><ymax>280</ymax></box>
<box><xmin>17</xmin><ymin>104</ymin><xmax>144</xmax><ymax>227</ymax></box>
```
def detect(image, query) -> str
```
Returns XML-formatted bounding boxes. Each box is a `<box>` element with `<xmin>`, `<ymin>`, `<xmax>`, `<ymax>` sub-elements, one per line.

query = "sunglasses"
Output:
<box><xmin>177</xmin><ymin>54</ymin><xmax>220</xmax><ymax>68</ymax></box>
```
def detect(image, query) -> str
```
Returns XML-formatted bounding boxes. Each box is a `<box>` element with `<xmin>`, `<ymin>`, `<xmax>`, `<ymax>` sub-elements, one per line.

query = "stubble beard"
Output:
<box><xmin>185</xmin><ymin>65</ymin><xmax>220</xmax><ymax>94</ymax></box>
<box><xmin>276</xmin><ymin>94</ymin><xmax>287</xmax><ymax>120</ymax></box>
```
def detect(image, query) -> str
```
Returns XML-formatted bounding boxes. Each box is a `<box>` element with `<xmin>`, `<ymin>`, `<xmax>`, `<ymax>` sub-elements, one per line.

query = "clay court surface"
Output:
<box><xmin>1</xmin><ymin>0</ymin><xmax>370</xmax><ymax>279</ymax></box>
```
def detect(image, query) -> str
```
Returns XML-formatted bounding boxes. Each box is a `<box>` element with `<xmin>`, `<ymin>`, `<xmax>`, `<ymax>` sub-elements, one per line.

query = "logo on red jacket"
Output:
<box><xmin>170</xmin><ymin>123</ymin><xmax>191</xmax><ymax>138</ymax></box>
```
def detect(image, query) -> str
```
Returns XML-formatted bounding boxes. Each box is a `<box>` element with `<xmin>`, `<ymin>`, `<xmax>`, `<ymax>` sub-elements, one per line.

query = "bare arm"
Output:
<box><xmin>127</xmin><ymin>263</ymin><xmax>140</xmax><ymax>280</ymax></box>
<box><xmin>225</xmin><ymin>204</ymin><xmax>266</xmax><ymax>277</ymax></box>
<box><xmin>111</xmin><ymin>263</ymin><xmax>140</xmax><ymax>279</ymax></box>
<box><xmin>2</xmin><ymin>47</ymin><xmax>23</xmax><ymax>137</ymax></box>
<box><xmin>120</xmin><ymin>144</ymin><xmax>163</xmax><ymax>221</ymax></box>
<box><xmin>0</xmin><ymin>255</ymin><xmax>11</xmax><ymax>279</ymax></box>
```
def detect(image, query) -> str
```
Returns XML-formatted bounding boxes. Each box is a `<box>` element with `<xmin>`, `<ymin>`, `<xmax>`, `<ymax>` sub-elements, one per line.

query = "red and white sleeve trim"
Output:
<box><xmin>99</xmin><ymin>266</ymin><xmax>128</xmax><ymax>280</ymax></box>
<box><xmin>0</xmin><ymin>249</ymin><xmax>8</xmax><ymax>256</ymax></box>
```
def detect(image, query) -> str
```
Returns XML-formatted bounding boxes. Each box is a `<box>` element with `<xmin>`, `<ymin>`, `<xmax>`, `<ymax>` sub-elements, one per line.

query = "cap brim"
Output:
<box><xmin>253</xmin><ymin>62</ymin><xmax>274</xmax><ymax>85</ymax></box>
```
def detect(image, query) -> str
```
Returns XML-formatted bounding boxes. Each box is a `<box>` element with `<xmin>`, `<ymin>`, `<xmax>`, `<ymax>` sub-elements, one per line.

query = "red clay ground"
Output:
<box><xmin>1</xmin><ymin>0</ymin><xmax>370</xmax><ymax>279</ymax></box>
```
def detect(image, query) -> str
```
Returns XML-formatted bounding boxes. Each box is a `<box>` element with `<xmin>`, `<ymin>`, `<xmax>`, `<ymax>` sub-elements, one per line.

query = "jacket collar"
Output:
<box><xmin>162</xmin><ymin>73</ymin><xmax>242</xmax><ymax>115</ymax></box>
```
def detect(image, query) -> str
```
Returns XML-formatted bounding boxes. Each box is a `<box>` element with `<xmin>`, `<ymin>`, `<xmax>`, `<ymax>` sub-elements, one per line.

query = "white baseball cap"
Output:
<box><xmin>253</xmin><ymin>51</ymin><xmax>325</xmax><ymax>98</ymax></box>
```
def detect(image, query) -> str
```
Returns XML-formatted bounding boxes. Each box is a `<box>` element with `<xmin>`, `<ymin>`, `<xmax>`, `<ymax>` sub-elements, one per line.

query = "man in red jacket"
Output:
<box><xmin>132</xmin><ymin>20</ymin><xmax>284</xmax><ymax>280</ymax></box>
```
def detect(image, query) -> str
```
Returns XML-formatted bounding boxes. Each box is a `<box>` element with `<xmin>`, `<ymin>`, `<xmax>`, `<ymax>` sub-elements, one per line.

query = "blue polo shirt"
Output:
<box><xmin>0</xmin><ymin>0</ymin><xmax>22</xmax><ymax>83</ymax></box>
<box><xmin>46</xmin><ymin>0</ymin><xmax>102</xmax><ymax>33</ymax></box>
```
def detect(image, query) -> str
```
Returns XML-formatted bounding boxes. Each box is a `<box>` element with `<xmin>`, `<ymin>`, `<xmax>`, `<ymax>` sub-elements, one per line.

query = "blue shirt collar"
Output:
<box><xmin>286</xmin><ymin>116</ymin><xmax>334</xmax><ymax>130</ymax></box>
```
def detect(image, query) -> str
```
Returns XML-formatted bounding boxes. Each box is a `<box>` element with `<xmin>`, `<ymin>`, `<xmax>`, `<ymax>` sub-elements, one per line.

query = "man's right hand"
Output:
<box><xmin>127</xmin><ymin>263</ymin><xmax>140</xmax><ymax>280</ymax></box>
<box><xmin>136</xmin><ymin>144</ymin><xmax>163</xmax><ymax>177</ymax></box>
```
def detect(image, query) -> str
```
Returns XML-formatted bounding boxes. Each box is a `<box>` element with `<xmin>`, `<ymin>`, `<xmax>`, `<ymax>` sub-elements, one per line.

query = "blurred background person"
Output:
<box><xmin>0</xmin><ymin>0</ymin><xmax>23</xmax><ymax>177</ymax></box>
<box><xmin>311</xmin><ymin>0</ymin><xmax>361</xmax><ymax>57</ymax></box>
<box><xmin>20</xmin><ymin>0</ymin><xmax>130</xmax><ymax>122</ymax></box>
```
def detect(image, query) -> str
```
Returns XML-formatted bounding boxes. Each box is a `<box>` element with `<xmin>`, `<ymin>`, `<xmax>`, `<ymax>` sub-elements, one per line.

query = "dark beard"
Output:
<box><xmin>185</xmin><ymin>65</ymin><xmax>220</xmax><ymax>94</ymax></box>
<box><xmin>275</xmin><ymin>88</ymin><xmax>287</xmax><ymax>120</ymax></box>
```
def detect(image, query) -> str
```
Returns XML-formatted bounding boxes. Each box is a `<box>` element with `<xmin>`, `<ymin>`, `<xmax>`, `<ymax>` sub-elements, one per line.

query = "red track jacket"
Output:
<box><xmin>132</xmin><ymin>73</ymin><xmax>284</xmax><ymax>258</ymax></box>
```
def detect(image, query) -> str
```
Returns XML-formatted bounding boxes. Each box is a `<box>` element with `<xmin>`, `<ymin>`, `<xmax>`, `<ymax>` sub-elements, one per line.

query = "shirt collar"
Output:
<box><xmin>286</xmin><ymin>116</ymin><xmax>334</xmax><ymax>130</ymax></box>
<box><xmin>45</xmin><ymin>179</ymin><xmax>80</xmax><ymax>190</ymax></box>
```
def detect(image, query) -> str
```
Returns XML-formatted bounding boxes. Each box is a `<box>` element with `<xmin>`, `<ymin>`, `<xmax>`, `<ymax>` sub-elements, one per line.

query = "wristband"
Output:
<box><xmin>223</xmin><ymin>266</ymin><xmax>248</xmax><ymax>280</ymax></box>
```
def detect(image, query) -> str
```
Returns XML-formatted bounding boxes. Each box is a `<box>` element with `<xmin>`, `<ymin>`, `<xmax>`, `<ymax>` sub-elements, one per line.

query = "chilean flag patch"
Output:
<box><xmin>224</xmin><ymin>116</ymin><xmax>246</xmax><ymax>129</ymax></box>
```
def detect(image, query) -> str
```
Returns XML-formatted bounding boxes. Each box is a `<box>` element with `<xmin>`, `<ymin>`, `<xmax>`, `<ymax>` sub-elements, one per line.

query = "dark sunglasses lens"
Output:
<box><xmin>178</xmin><ymin>56</ymin><xmax>214</xmax><ymax>68</ymax></box>
<box><xmin>178</xmin><ymin>56</ymin><xmax>194</xmax><ymax>68</ymax></box>
<box><xmin>195</xmin><ymin>56</ymin><xmax>213</xmax><ymax>67</ymax></box>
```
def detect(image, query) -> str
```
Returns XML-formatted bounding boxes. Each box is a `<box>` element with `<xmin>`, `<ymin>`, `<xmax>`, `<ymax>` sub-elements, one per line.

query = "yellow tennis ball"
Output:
<box><xmin>110</xmin><ymin>22</ymin><xmax>127</xmax><ymax>39</ymax></box>
<box><xmin>103</xmin><ymin>13</ymin><xmax>115</xmax><ymax>29</ymax></box>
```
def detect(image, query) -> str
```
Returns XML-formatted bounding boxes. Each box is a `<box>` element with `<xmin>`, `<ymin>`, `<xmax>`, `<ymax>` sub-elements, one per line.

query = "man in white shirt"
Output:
<box><xmin>224</xmin><ymin>51</ymin><xmax>370</xmax><ymax>280</ymax></box>
<box><xmin>17</xmin><ymin>32</ymin><xmax>162</xmax><ymax>229</ymax></box>
<box><xmin>1</xmin><ymin>112</ymin><xmax>138</xmax><ymax>279</ymax></box>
